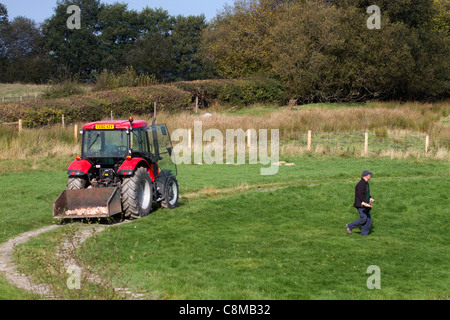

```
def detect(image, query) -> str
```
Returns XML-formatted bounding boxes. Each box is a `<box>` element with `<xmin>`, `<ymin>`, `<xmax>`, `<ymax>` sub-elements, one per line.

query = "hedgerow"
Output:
<box><xmin>0</xmin><ymin>78</ymin><xmax>287</xmax><ymax>126</ymax></box>
<box><xmin>172</xmin><ymin>78</ymin><xmax>288</xmax><ymax>107</ymax></box>
<box><xmin>0</xmin><ymin>85</ymin><xmax>192</xmax><ymax>126</ymax></box>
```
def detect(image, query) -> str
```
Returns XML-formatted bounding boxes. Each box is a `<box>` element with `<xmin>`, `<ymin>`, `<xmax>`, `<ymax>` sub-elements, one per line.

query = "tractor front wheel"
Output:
<box><xmin>121</xmin><ymin>167</ymin><xmax>153</xmax><ymax>219</ymax></box>
<box><xmin>161</xmin><ymin>175</ymin><xmax>179</xmax><ymax>209</ymax></box>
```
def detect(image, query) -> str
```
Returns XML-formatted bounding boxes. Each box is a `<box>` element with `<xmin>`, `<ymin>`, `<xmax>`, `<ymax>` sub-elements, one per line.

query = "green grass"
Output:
<box><xmin>0</xmin><ymin>83</ymin><xmax>49</xmax><ymax>98</ymax></box>
<box><xmin>4</xmin><ymin>155</ymin><xmax>448</xmax><ymax>299</ymax></box>
<box><xmin>84</xmin><ymin>173</ymin><xmax>448</xmax><ymax>299</ymax></box>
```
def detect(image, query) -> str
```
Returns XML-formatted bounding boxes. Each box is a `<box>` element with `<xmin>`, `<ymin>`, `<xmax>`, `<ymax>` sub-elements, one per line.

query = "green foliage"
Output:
<box><xmin>41</xmin><ymin>3</ymin><xmax>211</xmax><ymax>82</ymax></box>
<box><xmin>0</xmin><ymin>16</ymin><xmax>51</xmax><ymax>83</ymax></box>
<box><xmin>0</xmin><ymin>85</ymin><xmax>192</xmax><ymax>126</ymax></box>
<box><xmin>201</xmin><ymin>0</ymin><xmax>277</xmax><ymax>78</ymax></box>
<box><xmin>42</xmin><ymin>0</ymin><xmax>104</xmax><ymax>79</ymax></box>
<box><xmin>172</xmin><ymin>78</ymin><xmax>288</xmax><ymax>107</ymax></box>
<box><xmin>202</xmin><ymin>0</ymin><xmax>449</xmax><ymax>102</ymax></box>
<box><xmin>42</xmin><ymin>79</ymin><xmax>86</xmax><ymax>99</ymax></box>
<box><xmin>92</xmin><ymin>67</ymin><xmax>157</xmax><ymax>91</ymax></box>
<box><xmin>429</xmin><ymin>0</ymin><xmax>450</xmax><ymax>36</ymax></box>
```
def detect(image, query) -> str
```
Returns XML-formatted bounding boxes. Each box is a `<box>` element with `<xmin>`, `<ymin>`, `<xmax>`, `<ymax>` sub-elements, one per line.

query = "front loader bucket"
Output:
<box><xmin>53</xmin><ymin>187</ymin><xmax>122</xmax><ymax>219</ymax></box>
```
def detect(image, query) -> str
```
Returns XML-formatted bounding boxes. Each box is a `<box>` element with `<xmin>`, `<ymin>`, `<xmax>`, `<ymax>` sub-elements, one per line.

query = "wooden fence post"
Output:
<box><xmin>74</xmin><ymin>124</ymin><xmax>78</xmax><ymax>143</ymax></box>
<box><xmin>195</xmin><ymin>96</ymin><xmax>199</xmax><ymax>114</ymax></box>
<box><xmin>425</xmin><ymin>135</ymin><xmax>430</xmax><ymax>155</ymax></box>
<box><xmin>307</xmin><ymin>130</ymin><xmax>312</xmax><ymax>151</ymax></box>
<box><xmin>62</xmin><ymin>114</ymin><xmax>65</xmax><ymax>128</ymax></box>
<box><xmin>18</xmin><ymin>119</ymin><xmax>23</xmax><ymax>133</ymax></box>
<box><xmin>364</xmin><ymin>132</ymin><xmax>369</xmax><ymax>156</ymax></box>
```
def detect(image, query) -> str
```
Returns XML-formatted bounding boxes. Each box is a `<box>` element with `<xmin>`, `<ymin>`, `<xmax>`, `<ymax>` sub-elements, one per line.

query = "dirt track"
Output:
<box><xmin>0</xmin><ymin>225</ymin><xmax>60</xmax><ymax>296</ymax></box>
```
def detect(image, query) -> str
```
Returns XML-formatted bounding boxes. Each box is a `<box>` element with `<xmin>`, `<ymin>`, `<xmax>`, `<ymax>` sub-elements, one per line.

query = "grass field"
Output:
<box><xmin>1</xmin><ymin>156</ymin><xmax>448</xmax><ymax>300</ymax></box>
<box><xmin>0</xmin><ymin>83</ymin><xmax>49</xmax><ymax>98</ymax></box>
<box><xmin>0</xmin><ymin>99</ymin><xmax>448</xmax><ymax>300</ymax></box>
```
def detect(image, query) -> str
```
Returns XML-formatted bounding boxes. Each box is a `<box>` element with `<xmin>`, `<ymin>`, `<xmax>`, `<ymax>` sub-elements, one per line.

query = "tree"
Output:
<box><xmin>127</xmin><ymin>8</ymin><xmax>211</xmax><ymax>81</ymax></box>
<box><xmin>330</xmin><ymin>0</ymin><xmax>437</xmax><ymax>28</ymax></box>
<box><xmin>201</xmin><ymin>0</ymin><xmax>279</xmax><ymax>78</ymax></box>
<box><xmin>270</xmin><ymin>0</ymin><xmax>449</xmax><ymax>102</ymax></box>
<box><xmin>429</xmin><ymin>0</ymin><xmax>450</xmax><ymax>35</ymax></box>
<box><xmin>0</xmin><ymin>7</ymin><xmax>51</xmax><ymax>83</ymax></box>
<box><xmin>98</xmin><ymin>3</ymin><xmax>140</xmax><ymax>72</ymax></box>
<box><xmin>171</xmin><ymin>14</ymin><xmax>212</xmax><ymax>80</ymax></box>
<box><xmin>201</xmin><ymin>0</ymin><xmax>448</xmax><ymax>101</ymax></box>
<box><xmin>42</xmin><ymin>0</ymin><xmax>104</xmax><ymax>80</ymax></box>
<box><xmin>126</xmin><ymin>8</ymin><xmax>176</xmax><ymax>80</ymax></box>
<box><xmin>0</xmin><ymin>2</ymin><xmax>9</xmax><ymax>74</ymax></box>
<box><xmin>0</xmin><ymin>2</ymin><xmax>7</xmax><ymax>25</ymax></box>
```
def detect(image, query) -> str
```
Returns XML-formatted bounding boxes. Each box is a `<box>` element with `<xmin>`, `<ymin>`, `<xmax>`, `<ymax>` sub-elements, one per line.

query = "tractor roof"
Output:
<box><xmin>82</xmin><ymin>120</ymin><xmax>148</xmax><ymax>130</ymax></box>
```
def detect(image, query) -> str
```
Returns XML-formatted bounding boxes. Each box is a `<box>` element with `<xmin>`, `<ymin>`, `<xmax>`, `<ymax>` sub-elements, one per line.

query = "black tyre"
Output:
<box><xmin>121</xmin><ymin>167</ymin><xmax>153</xmax><ymax>219</ymax></box>
<box><xmin>161</xmin><ymin>175</ymin><xmax>179</xmax><ymax>209</ymax></box>
<box><xmin>67</xmin><ymin>176</ymin><xmax>88</xmax><ymax>189</ymax></box>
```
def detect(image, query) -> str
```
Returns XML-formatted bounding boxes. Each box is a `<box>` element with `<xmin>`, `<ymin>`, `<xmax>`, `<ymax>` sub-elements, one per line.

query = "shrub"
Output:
<box><xmin>172</xmin><ymin>78</ymin><xmax>287</xmax><ymax>107</ymax></box>
<box><xmin>92</xmin><ymin>67</ymin><xmax>157</xmax><ymax>92</ymax></box>
<box><xmin>42</xmin><ymin>79</ymin><xmax>86</xmax><ymax>99</ymax></box>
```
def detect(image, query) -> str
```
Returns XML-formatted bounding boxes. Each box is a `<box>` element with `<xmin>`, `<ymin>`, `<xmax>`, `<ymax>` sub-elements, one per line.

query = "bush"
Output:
<box><xmin>172</xmin><ymin>78</ymin><xmax>288</xmax><ymax>107</ymax></box>
<box><xmin>92</xmin><ymin>67</ymin><xmax>157</xmax><ymax>92</ymax></box>
<box><xmin>42</xmin><ymin>79</ymin><xmax>86</xmax><ymax>99</ymax></box>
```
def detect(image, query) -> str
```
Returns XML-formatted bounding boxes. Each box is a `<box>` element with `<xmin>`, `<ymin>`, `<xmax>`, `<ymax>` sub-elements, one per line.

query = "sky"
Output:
<box><xmin>1</xmin><ymin>0</ymin><xmax>232</xmax><ymax>23</ymax></box>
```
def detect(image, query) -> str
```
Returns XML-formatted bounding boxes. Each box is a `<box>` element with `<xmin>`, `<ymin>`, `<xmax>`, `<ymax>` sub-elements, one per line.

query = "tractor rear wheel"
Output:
<box><xmin>121</xmin><ymin>167</ymin><xmax>153</xmax><ymax>219</ymax></box>
<box><xmin>67</xmin><ymin>176</ymin><xmax>88</xmax><ymax>189</ymax></box>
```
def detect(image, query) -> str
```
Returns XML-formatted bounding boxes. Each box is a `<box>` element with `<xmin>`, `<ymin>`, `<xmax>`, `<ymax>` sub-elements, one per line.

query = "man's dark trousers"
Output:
<box><xmin>348</xmin><ymin>208</ymin><xmax>372</xmax><ymax>236</ymax></box>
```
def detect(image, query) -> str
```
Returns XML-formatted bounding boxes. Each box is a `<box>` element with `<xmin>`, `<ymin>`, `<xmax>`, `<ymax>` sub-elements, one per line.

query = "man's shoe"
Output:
<box><xmin>346</xmin><ymin>224</ymin><xmax>351</xmax><ymax>234</ymax></box>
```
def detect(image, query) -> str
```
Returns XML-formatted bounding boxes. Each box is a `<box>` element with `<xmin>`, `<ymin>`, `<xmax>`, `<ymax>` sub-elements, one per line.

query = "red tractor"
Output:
<box><xmin>53</xmin><ymin>117</ymin><xmax>179</xmax><ymax>220</ymax></box>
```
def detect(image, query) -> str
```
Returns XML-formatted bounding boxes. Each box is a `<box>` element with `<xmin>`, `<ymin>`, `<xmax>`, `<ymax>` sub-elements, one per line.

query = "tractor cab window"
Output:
<box><xmin>146</xmin><ymin>124</ymin><xmax>177</xmax><ymax>176</ymax></box>
<box><xmin>130</xmin><ymin>128</ymin><xmax>150</xmax><ymax>154</ymax></box>
<box><xmin>146</xmin><ymin>125</ymin><xmax>172</xmax><ymax>156</ymax></box>
<box><xmin>83</xmin><ymin>129</ymin><xmax>128</xmax><ymax>158</ymax></box>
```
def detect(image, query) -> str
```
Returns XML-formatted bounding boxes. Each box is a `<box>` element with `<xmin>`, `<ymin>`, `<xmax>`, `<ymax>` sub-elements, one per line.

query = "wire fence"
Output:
<box><xmin>0</xmin><ymin>95</ymin><xmax>41</xmax><ymax>103</ymax></box>
<box><xmin>281</xmin><ymin>130</ymin><xmax>448</xmax><ymax>158</ymax></box>
<box><xmin>1</xmin><ymin>119</ymin><xmax>448</xmax><ymax>159</ymax></box>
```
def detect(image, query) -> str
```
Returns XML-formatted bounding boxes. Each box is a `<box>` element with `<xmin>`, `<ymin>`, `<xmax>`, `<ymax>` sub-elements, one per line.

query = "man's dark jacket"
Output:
<box><xmin>353</xmin><ymin>178</ymin><xmax>371</xmax><ymax>208</ymax></box>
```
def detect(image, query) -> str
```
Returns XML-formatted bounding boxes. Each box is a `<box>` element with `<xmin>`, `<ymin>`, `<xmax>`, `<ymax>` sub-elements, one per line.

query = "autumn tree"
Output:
<box><xmin>201</xmin><ymin>0</ymin><xmax>280</xmax><ymax>78</ymax></box>
<box><xmin>202</xmin><ymin>0</ymin><xmax>449</xmax><ymax>101</ymax></box>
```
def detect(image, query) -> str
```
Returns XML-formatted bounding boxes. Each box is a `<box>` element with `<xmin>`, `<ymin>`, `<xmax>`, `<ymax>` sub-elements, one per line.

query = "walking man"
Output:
<box><xmin>346</xmin><ymin>171</ymin><xmax>375</xmax><ymax>236</ymax></box>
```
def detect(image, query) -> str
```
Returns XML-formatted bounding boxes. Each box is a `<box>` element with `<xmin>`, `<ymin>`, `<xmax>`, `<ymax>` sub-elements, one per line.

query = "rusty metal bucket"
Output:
<box><xmin>53</xmin><ymin>187</ymin><xmax>122</xmax><ymax>219</ymax></box>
